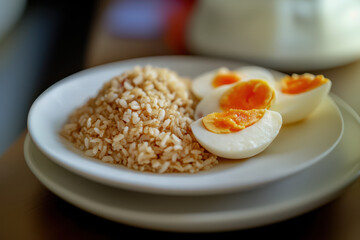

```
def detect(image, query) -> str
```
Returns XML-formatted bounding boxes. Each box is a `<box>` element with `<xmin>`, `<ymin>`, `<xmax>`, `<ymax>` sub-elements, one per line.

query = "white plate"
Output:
<box><xmin>27</xmin><ymin>56</ymin><xmax>343</xmax><ymax>195</ymax></box>
<box><xmin>24</xmin><ymin>96</ymin><xmax>360</xmax><ymax>232</ymax></box>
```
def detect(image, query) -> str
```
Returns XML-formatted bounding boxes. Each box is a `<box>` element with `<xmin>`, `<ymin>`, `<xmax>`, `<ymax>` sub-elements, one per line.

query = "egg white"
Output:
<box><xmin>235</xmin><ymin>66</ymin><xmax>276</xmax><ymax>87</ymax></box>
<box><xmin>194</xmin><ymin>84</ymin><xmax>231</xmax><ymax>120</ymax></box>
<box><xmin>191</xmin><ymin>66</ymin><xmax>276</xmax><ymax>99</ymax></box>
<box><xmin>191</xmin><ymin>68</ymin><xmax>227</xmax><ymax>100</ymax></box>
<box><xmin>270</xmin><ymin>80</ymin><xmax>331</xmax><ymax>124</ymax></box>
<box><xmin>191</xmin><ymin>110</ymin><xmax>282</xmax><ymax>159</ymax></box>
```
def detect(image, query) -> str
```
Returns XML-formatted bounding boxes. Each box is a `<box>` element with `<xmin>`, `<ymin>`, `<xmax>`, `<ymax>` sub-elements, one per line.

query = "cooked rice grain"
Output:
<box><xmin>60</xmin><ymin>66</ymin><xmax>218</xmax><ymax>173</ymax></box>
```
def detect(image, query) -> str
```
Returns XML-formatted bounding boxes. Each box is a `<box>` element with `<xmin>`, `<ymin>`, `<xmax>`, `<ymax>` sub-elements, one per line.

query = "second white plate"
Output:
<box><xmin>24</xmin><ymin>95</ymin><xmax>360</xmax><ymax>232</ymax></box>
<box><xmin>27</xmin><ymin>56</ymin><xmax>344</xmax><ymax>195</ymax></box>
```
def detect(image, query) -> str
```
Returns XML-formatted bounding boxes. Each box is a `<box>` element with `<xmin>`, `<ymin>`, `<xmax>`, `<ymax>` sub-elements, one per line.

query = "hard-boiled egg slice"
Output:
<box><xmin>191</xmin><ymin>109</ymin><xmax>282</xmax><ymax>159</ymax></box>
<box><xmin>270</xmin><ymin>73</ymin><xmax>332</xmax><ymax>124</ymax></box>
<box><xmin>191</xmin><ymin>66</ymin><xmax>276</xmax><ymax>99</ymax></box>
<box><xmin>191</xmin><ymin>68</ymin><xmax>241</xmax><ymax>100</ymax></box>
<box><xmin>195</xmin><ymin>79</ymin><xmax>276</xmax><ymax>119</ymax></box>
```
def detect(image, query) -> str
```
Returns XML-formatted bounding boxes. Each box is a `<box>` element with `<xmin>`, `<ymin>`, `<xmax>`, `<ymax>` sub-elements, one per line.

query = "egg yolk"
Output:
<box><xmin>202</xmin><ymin>109</ymin><xmax>265</xmax><ymax>134</ymax></box>
<box><xmin>219</xmin><ymin>79</ymin><xmax>275</xmax><ymax>111</ymax></box>
<box><xmin>281</xmin><ymin>73</ymin><xmax>329</xmax><ymax>94</ymax></box>
<box><xmin>212</xmin><ymin>72</ymin><xmax>241</xmax><ymax>88</ymax></box>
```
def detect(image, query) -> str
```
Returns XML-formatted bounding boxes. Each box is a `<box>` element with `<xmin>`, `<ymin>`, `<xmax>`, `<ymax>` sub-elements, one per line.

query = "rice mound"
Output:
<box><xmin>60</xmin><ymin>66</ymin><xmax>218</xmax><ymax>173</ymax></box>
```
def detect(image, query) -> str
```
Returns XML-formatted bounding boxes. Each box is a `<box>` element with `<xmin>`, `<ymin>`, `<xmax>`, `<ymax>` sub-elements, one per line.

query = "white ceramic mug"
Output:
<box><xmin>187</xmin><ymin>0</ymin><xmax>360</xmax><ymax>70</ymax></box>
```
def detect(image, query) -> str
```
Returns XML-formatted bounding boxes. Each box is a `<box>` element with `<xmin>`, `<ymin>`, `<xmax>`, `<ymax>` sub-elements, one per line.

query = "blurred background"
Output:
<box><xmin>1</xmin><ymin>0</ymin><xmax>360</xmax><ymax>155</ymax></box>
<box><xmin>0</xmin><ymin>0</ymin><xmax>97</xmax><ymax>154</ymax></box>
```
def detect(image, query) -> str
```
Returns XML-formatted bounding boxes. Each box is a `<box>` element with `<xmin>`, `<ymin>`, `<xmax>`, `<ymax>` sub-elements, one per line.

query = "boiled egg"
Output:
<box><xmin>195</xmin><ymin>79</ymin><xmax>276</xmax><ymax>119</ymax></box>
<box><xmin>191</xmin><ymin>109</ymin><xmax>282</xmax><ymax>159</ymax></box>
<box><xmin>269</xmin><ymin>73</ymin><xmax>332</xmax><ymax>124</ymax></box>
<box><xmin>191</xmin><ymin>66</ymin><xmax>276</xmax><ymax>99</ymax></box>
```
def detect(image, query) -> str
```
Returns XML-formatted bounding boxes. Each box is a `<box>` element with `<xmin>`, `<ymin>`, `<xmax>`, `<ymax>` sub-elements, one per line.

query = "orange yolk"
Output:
<box><xmin>212</xmin><ymin>72</ymin><xmax>241</xmax><ymax>88</ymax></box>
<box><xmin>219</xmin><ymin>79</ymin><xmax>275</xmax><ymax>111</ymax></box>
<box><xmin>281</xmin><ymin>73</ymin><xmax>329</xmax><ymax>94</ymax></box>
<box><xmin>202</xmin><ymin>109</ymin><xmax>265</xmax><ymax>134</ymax></box>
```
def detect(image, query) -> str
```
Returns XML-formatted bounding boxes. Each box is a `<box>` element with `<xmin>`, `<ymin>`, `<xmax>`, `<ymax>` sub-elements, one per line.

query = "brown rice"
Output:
<box><xmin>60</xmin><ymin>66</ymin><xmax>218</xmax><ymax>173</ymax></box>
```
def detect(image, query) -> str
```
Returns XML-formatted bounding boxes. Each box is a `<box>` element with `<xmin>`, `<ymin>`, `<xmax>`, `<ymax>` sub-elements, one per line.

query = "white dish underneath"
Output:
<box><xmin>24</xmin><ymin>95</ymin><xmax>360</xmax><ymax>233</ymax></box>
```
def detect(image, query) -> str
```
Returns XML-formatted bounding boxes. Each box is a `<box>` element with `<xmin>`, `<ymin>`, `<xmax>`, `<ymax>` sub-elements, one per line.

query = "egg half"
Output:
<box><xmin>191</xmin><ymin>66</ymin><xmax>276</xmax><ymax>99</ymax></box>
<box><xmin>269</xmin><ymin>73</ymin><xmax>332</xmax><ymax>124</ymax></box>
<box><xmin>191</xmin><ymin>109</ymin><xmax>282</xmax><ymax>159</ymax></box>
<box><xmin>195</xmin><ymin>79</ymin><xmax>276</xmax><ymax>119</ymax></box>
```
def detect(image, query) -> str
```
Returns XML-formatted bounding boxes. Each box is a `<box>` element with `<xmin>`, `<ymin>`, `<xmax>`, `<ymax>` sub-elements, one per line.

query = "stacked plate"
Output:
<box><xmin>25</xmin><ymin>56</ymin><xmax>360</xmax><ymax>232</ymax></box>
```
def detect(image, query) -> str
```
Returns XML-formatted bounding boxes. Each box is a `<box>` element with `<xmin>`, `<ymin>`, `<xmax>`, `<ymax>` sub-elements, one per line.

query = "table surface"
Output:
<box><xmin>1</xmin><ymin>1</ymin><xmax>360</xmax><ymax>239</ymax></box>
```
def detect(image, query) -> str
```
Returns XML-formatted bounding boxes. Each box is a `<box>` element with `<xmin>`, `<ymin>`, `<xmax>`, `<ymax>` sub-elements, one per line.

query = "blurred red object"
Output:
<box><xmin>165</xmin><ymin>0</ymin><xmax>195</xmax><ymax>54</ymax></box>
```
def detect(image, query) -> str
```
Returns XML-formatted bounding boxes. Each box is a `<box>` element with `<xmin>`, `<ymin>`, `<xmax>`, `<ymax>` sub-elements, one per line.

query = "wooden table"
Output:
<box><xmin>1</xmin><ymin>1</ymin><xmax>359</xmax><ymax>239</ymax></box>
